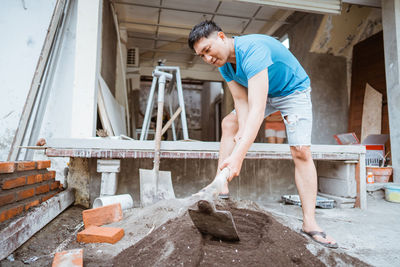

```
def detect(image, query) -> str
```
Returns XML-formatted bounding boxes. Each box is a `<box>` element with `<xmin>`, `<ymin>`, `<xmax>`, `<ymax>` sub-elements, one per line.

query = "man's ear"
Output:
<box><xmin>217</xmin><ymin>31</ymin><xmax>225</xmax><ymax>40</ymax></box>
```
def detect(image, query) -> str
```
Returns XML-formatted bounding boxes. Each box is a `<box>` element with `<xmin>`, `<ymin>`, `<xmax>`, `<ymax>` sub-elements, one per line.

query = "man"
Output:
<box><xmin>188</xmin><ymin>20</ymin><xmax>338</xmax><ymax>248</ymax></box>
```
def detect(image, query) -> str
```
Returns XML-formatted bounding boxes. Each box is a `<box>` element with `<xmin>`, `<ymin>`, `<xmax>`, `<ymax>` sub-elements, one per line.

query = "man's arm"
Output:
<box><xmin>226</xmin><ymin>80</ymin><xmax>248</xmax><ymax>140</ymax></box>
<box><xmin>221</xmin><ymin>68</ymin><xmax>269</xmax><ymax>179</ymax></box>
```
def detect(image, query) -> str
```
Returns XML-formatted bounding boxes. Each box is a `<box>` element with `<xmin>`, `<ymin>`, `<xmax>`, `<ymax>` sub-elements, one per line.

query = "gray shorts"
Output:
<box><xmin>265</xmin><ymin>88</ymin><xmax>312</xmax><ymax>146</ymax></box>
<box><xmin>232</xmin><ymin>88</ymin><xmax>312</xmax><ymax>146</ymax></box>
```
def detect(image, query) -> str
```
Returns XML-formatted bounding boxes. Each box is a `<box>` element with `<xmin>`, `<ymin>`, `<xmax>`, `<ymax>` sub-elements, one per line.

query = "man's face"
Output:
<box><xmin>193</xmin><ymin>32</ymin><xmax>229</xmax><ymax>67</ymax></box>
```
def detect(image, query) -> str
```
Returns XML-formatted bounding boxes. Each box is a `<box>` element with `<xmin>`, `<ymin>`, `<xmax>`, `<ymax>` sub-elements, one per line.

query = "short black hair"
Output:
<box><xmin>188</xmin><ymin>20</ymin><xmax>222</xmax><ymax>50</ymax></box>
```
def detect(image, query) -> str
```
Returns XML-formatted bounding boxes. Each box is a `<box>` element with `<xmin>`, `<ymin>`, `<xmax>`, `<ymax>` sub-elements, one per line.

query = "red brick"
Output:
<box><xmin>17</xmin><ymin>188</ymin><xmax>35</xmax><ymax>200</ymax></box>
<box><xmin>25</xmin><ymin>199</ymin><xmax>40</xmax><ymax>211</ymax></box>
<box><xmin>50</xmin><ymin>181</ymin><xmax>60</xmax><ymax>190</ymax></box>
<box><xmin>43</xmin><ymin>171</ymin><xmax>56</xmax><ymax>181</ymax></box>
<box><xmin>2</xmin><ymin>176</ymin><xmax>26</xmax><ymax>189</ymax></box>
<box><xmin>16</xmin><ymin>161</ymin><xmax>36</xmax><ymax>171</ymax></box>
<box><xmin>0</xmin><ymin>193</ymin><xmax>16</xmax><ymax>206</ymax></box>
<box><xmin>27</xmin><ymin>174</ymin><xmax>43</xmax><ymax>185</ymax></box>
<box><xmin>37</xmin><ymin>160</ymin><xmax>51</xmax><ymax>169</ymax></box>
<box><xmin>0</xmin><ymin>162</ymin><xmax>16</xmax><ymax>174</ymax></box>
<box><xmin>82</xmin><ymin>203</ymin><xmax>123</xmax><ymax>228</ymax></box>
<box><xmin>77</xmin><ymin>226</ymin><xmax>124</xmax><ymax>244</ymax></box>
<box><xmin>52</xmin><ymin>249</ymin><xmax>83</xmax><ymax>267</ymax></box>
<box><xmin>0</xmin><ymin>205</ymin><xmax>24</xmax><ymax>223</ymax></box>
<box><xmin>36</xmin><ymin>184</ymin><xmax>50</xmax><ymax>195</ymax></box>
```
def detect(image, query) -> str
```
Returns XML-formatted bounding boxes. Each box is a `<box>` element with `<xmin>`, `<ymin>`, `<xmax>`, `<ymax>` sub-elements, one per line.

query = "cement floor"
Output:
<box><xmin>260</xmin><ymin>192</ymin><xmax>400</xmax><ymax>267</ymax></box>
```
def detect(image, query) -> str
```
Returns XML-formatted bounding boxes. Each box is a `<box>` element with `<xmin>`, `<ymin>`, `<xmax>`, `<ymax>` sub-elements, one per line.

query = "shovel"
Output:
<box><xmin>188</xmin><ymin>167</ymin><xmax>240</xmax><ymax>241</ymax></box>
<box><xmin>139</xmin><ymin>72</ymin><xmax>175</xmax><ymax>207</ymax></box>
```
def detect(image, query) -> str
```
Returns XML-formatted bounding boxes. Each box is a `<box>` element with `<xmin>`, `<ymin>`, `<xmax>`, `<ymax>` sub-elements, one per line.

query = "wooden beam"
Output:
<box><xmin>258</xmin><ymin>10</ymin><xmax>293</xmax><ymax>36</ymax></box>
<box><xmin>0</xmin><ymin>189</ymin><xmax>75</xmax><ymax>261</ymax></box>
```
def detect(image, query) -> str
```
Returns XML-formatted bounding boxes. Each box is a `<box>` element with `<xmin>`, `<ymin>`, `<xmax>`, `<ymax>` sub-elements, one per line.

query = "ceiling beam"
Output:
<box><xmin>115</xmin><ymin>1</ymin><xmax>284</xmax><ymax>22</ymax></box>
<box><xmin>258</xmin><ymin>10</ymin><xmax>293</xmax><ymax>36</ymax></box>
<box><xmin>121</xmin><ymin>21</ymin><xmax>245</xmax><ymax>36</ymax></box>
<box><xmin>342</xmin><ymin>0</ymin><xmax>381</xmax><ymax>8</ymax></box>
<box><xmin>228</xmin><ymin>0</ymin><xmax>342</xmax><ymax>15</ymax></box>
<box><xmin>138</xmin><ymin>67</ymin><xmax>224</xmax><ymax>81</ymax></box>
<box><xmin>128</xmin><ymin>35</ymin><xmax>188</xmax><ymax>44</ymax></box>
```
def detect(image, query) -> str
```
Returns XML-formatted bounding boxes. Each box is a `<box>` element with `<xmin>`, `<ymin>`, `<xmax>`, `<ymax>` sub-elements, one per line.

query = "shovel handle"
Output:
<box><xmin>195</xmin><ymin>167</ymin><xmax>230</xmax><ymax>198</ymax></box>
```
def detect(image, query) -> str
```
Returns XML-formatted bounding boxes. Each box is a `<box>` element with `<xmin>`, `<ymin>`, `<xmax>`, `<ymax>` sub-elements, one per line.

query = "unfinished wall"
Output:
<box><xmin>85</xmin><ymin>158</ymin><xmax>297</xmax><ymax>206</ymax></box>
<box><xmin>276</xmin><ymin>12</ymin><xmax>348</xmax><ymax>144</ymax></box>
<box><xmin>0</xmin><ymin>160</ymin><xmax>61</xmax><ymax>224</ymax></box>
<box><xmin>0</xmin><ymin>0</ymin><xmax>57</xmax><ymax>160</ymax></box>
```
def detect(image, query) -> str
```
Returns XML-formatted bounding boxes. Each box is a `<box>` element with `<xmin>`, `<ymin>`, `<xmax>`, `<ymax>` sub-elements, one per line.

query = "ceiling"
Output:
<box><xmin>114</xmin><ymin>0</ymin><xmax>294</xmax><ymax>79</ymax></box>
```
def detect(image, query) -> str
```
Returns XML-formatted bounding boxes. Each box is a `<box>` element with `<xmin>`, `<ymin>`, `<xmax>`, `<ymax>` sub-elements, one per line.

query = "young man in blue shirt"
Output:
<box><xmin>188</xmin><ymin>20</ymin><xmax>338</xmax><ymax>248</ymax></box>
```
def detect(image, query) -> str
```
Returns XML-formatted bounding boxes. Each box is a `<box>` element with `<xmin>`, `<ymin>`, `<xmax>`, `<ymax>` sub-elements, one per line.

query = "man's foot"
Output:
<box><xmin>300</xmin><ymin>229</ymin><xmax>338</xmax><ymax>248</ymax></box>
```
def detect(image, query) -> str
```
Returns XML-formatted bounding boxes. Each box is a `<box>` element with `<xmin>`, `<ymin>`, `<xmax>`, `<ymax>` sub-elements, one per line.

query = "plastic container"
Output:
<box><xmin>93</xmin><ymin>194</ymin><xmax>134</xmax><ymax>210</ymax></box>
<box><xmin>384</xmin><ymin>184</ymin><xmax>400</xmax><ymax>203</ymax></box>
<box><xmin>367</xmin><ymin>172</ymin><xmax>374</xmax><ymax>184</ymax></box>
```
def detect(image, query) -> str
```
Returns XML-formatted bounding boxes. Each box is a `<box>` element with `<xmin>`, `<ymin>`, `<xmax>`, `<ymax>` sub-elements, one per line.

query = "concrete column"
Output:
<box><xmin>382</xmin><ymin>0</ymin><xmax>400</xmax><ymax>183</ymax></box>
<box><xmin>71</xmin><ymin>0</ymin><xmax>103</xmax><ymax>137</ymax></box>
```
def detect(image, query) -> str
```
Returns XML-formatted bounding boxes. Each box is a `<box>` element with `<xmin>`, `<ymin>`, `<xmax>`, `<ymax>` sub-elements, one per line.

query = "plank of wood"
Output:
<box><xmin>0</xmin><ymin>189</ymin><xmax>75</xmax><ymax>261</ymax></box>
<box><xmin>97</xmin><ymin>81</ymin><xmax>114</xmax><ymax>136</ymax></box>
<box><xmin>98</xmin><ymin>75</ymin><xmax>127</xmax><ymax>136</ymax></box>
<box><xmin>361</xmin><ymin>83</ymin><xmax>382</xmax><ymax>141</ymax></box>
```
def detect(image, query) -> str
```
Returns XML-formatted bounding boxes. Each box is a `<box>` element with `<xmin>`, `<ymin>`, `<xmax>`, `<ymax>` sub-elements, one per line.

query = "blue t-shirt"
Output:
<box><xmin>219</xmin><ymin>34</ymin><xmax>310</xmax><ymax>97</ymax></box>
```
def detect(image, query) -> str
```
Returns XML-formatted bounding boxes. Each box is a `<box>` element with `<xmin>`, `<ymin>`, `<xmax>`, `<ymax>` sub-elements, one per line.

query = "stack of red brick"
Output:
<box><xmin>0</xmin><ymin>160</ymin><xmax>62</xmax><ymax>223</ymax></box>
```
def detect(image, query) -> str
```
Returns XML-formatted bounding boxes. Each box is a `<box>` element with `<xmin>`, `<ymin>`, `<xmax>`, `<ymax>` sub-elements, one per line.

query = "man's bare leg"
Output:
<box><xmin>218</xmin><ymin>113</ymin><xmax>239</xmax><ymax>194</ymax></box>
<box><xmin>290</xmin><ymin>146</ymin><xmax>337</xmax><ymax>245</ymax></box>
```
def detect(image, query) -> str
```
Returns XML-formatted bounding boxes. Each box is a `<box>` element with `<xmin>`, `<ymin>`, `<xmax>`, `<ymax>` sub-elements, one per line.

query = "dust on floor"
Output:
<box><xmin>1</xmin><ymin>199</ymin><xmax>368</xmax><ymax>267</ymax></box>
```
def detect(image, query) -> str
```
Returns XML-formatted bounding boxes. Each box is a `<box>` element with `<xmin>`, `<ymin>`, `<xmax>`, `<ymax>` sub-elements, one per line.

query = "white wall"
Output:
<box><xmin>0</xmin><ymin>0</ymin><xmax>57</xmax><ymax>160</ymax></box>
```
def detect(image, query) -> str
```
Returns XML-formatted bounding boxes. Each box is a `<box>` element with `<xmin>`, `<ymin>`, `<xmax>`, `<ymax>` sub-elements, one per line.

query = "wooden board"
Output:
<box><xmin>361</xmin><ymin>83</ymin><xmax>382</xmax><ymax>142</ymax></box>
<box><xmin>98</xmin><ymin>76</ymin><xmax>127</xmax><ymax>136</ymax></box>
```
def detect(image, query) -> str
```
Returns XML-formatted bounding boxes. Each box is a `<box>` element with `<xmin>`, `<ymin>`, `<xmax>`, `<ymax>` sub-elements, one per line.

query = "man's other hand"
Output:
<box><xmin>219</xmin><ymin>154</ymin><xmax>243</xmax><ymax>181</ymax></box>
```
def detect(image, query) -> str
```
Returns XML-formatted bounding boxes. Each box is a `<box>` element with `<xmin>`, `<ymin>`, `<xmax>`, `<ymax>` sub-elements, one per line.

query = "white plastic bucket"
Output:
<box><xmin>93</xmin><ymin>194</ymin><xmax>134</xmax><ymax>210</ymax></box>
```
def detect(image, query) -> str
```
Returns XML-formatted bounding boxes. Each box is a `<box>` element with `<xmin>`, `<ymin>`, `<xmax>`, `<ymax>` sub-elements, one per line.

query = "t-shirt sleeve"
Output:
<box><xmin>241</xmin><ymin>43</ymin><xmax>272</xmax><ymax>80</ymax></box>
<box><xmin>218</xmin><ymin>65</ymin><xmax>233</xmax><ymax>82</ymax></box>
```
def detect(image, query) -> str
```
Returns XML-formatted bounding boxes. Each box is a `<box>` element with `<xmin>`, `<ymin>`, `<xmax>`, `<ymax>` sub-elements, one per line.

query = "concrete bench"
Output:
<box><xmin>45</xmin><ymin>138</ymin><xmax>367</xmax><ymax>209</ymax></box>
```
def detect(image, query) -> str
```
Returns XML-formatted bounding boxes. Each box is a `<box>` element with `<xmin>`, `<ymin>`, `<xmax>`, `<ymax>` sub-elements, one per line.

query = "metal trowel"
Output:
<box><xmin>188</xmin><ymin>168</ymin><xmax>240</xmax><ymax>241</ymax></box>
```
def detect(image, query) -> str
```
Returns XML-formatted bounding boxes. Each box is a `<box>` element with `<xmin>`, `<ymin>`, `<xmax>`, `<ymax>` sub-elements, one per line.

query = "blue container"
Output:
<box><xmin>384</xmin><ymin>184</ymin><xmax>400</xmax><ymax>203</ymax></box>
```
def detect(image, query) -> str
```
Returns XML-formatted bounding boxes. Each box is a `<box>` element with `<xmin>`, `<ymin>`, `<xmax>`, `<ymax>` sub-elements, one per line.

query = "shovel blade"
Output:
<box><xmin>188</xmin><ymin>200</ymin><xmax>240</xmax><ymax>241</ymax></box>
<box><xmin>139</xmin><ymin>169</ymin><xmax>175</xmax><ymax>206</ymax></box>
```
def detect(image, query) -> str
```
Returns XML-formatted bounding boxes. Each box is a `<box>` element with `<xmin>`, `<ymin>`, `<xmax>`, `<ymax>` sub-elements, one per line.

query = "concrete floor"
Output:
<box><xmin>260</xmin><ymin>192</ymin><xmax>400</xmax><ymax>267</ymax></box>
<box><xmin>1</xmin><ymin>190</ymin><xmax>399</xmax><ymax>266</ymax></box>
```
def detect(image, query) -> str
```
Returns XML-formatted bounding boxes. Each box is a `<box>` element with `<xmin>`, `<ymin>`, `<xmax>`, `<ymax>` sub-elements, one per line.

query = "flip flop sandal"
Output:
<box><xmin>218</xmin><ymin>193</ymin><xmax>230</xmax><ymax>200</ymax></box>
<box><xmin>300</xmin><ymin>229</ymin><xmax>339</xmax><ymax>249</ymax></box>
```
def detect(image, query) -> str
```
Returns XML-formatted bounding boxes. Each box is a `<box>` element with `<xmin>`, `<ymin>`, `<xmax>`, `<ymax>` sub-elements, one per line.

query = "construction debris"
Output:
<box><xmin>77</xmin><ymin>226</ymin><xmax>124</xmax><ymax>244</ymax></box>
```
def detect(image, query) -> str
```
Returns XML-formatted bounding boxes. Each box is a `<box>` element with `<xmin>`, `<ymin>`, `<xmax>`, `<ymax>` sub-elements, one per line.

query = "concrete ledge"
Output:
<box><xmin>0</xmin><ymin>189</ymin><xmax>75</xmax><ymax>260</ymax></box>
<box><xmin>46</xmin><ymin>139</ymin><xmax>365</xmax><ymax>161</ymax></box>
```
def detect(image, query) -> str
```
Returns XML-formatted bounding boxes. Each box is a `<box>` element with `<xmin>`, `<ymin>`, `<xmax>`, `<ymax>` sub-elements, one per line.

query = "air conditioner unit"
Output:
<box><xmin>127</xmin><ymin>47</ymin><xmax>139</xmax><ymax>67</ymax></box>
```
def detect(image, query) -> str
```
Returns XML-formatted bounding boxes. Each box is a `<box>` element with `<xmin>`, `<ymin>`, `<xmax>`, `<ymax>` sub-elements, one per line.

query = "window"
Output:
<box><xmin>280</xmin><ymin>34</ymin><xmax>290</xmax><ymax>49</ymax></box>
